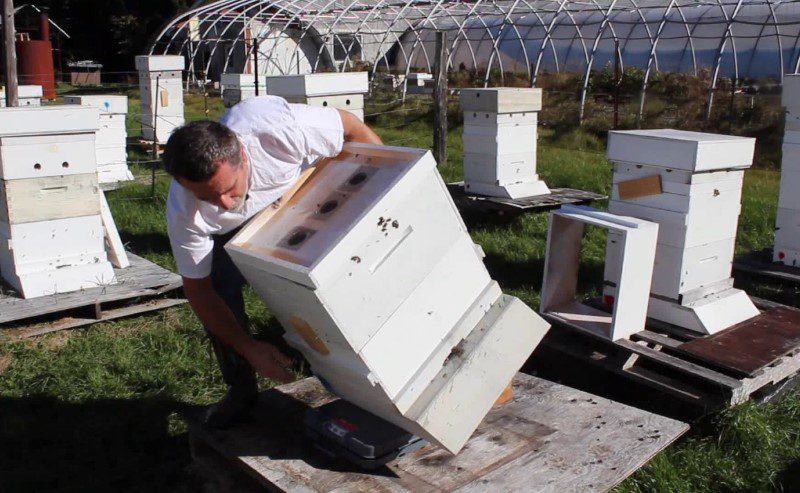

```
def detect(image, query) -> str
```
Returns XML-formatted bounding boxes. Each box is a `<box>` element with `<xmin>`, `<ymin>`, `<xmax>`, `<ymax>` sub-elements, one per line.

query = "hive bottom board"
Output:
<box><xmin>187</xmin><ymin>373</ymin><xmax>687</xmax><ymax>493</ymax></box>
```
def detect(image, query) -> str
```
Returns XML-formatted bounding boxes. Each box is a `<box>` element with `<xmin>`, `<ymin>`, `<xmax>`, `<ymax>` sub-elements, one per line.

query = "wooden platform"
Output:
<box><xmin>733</xmin><ymin>247</ymin><xmax>800</xmax><ymax>284</ymax></box>
<box><xmin>188</xmin><ymin>373</ymin><xmax>687</xmax><ymax>493</ymax></box>
<box><xmin>0</xmin><ymin>253</ymin><xmax>185</xmax><ymax>340</ymax></box>
<box><xmin>447</xmin><ymin>183</ymin><xmax>606</xmax><ymax>215</ymax></box>
<box><xmin>541</xmin><ymin>297</ymin><xmax>800</xmax><ymax>410</ymax></box>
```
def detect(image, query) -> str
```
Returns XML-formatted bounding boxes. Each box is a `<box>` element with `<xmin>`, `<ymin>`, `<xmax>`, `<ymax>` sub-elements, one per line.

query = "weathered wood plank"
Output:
<box><xmin>0</xmin><ymin>253</ymin><xmax>181</xmax><ymax>325</ymax></box>
<box><xmin>189</xmin><ymin>373</ymin><xmax>688</xmax><ymax>493</ymax></box>
<box><xmin>1</xmin><ymin>174</ymin><xmax>101</xmax><ymax>224</ymax></box>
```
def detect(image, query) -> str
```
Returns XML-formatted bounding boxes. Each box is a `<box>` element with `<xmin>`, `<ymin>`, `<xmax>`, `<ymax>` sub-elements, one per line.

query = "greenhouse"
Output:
<box><xmin>151</xmin><ymin>0</ymin><xmax>800</xmax><ymax>115</ymax></box>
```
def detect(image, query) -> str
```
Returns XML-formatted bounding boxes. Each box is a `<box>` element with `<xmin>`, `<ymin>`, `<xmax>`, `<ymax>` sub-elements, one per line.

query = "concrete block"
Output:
<box><xmin>225</xmin><ymin>142</ymin><xmax>550</xmax><ymax>454</ymax></box>
<box><xmin>264</xmin><ymin>72</ymin><xmax>368</xmax><ymax>97</ymax></box>
<box><xmin>607</xmin><ymin>129</ymin><xmax>756</xmax><ymax>171</ymax></box>
<box><xmin>542</xmin><ymin>205</ymin><xmax>658</xmax><ymax>341</ymax></box>
<box><xmin>459</xmin><ymin>88</ymin><xmax>542</xmax><ymax>113</ymax></box>
<box><xmin>135</xmin><ymin>55</ymin><xmax>185</xmax><ymax>73</ymax></box>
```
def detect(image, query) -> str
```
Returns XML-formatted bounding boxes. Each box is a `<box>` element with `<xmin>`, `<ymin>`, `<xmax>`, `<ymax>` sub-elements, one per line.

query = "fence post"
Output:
<box><xmin>433</xmin><ymin>31</ymin><xmax>448</xmax><ymax>167</ymax></box>
<box><xmin>3</xmin><ymin>0</ymin><xmax>18</xmax><ymax>107</ymax></box>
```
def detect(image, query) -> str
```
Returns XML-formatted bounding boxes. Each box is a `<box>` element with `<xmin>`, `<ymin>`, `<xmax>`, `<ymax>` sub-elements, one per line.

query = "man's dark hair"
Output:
<box><xmin>162</xmin><ymin>120</ymin><xmax>242</xmax><ymax>182</ymax></box>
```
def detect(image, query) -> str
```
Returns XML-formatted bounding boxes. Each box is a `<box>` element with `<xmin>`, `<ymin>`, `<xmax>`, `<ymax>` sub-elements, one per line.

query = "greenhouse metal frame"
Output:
<box><xmin>151</xmin><ymin>0</ymin><xmax>800</xmax><ymax>119</ymax></box>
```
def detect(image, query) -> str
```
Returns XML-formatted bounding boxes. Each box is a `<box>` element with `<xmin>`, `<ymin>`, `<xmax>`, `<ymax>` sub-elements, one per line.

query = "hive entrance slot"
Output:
<box><xmin>348</xmin><ymin>171</ymin><xmax>368</xmax><ymax>186</ymax></box>
<box><xmin>319</xmin><ymin>200</ymin><xmax>338</xmax><ymax>215</ymax></box>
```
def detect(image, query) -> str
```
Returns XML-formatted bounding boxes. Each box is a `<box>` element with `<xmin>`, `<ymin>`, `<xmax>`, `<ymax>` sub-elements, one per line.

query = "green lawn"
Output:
<box><xmin>1</xmin><ymin>92</ymin><xmax>799</xmax><ymax>491</ymax></box>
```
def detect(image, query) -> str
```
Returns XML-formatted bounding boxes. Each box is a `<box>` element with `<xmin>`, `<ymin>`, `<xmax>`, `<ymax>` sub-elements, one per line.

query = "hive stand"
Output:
<box><xmin>187</xmin><ymin>374</ymin><xmax>688</xmax><ymax>493</ymax></box>
<box><xmin>225</xmin><ymin>142</ymin><xmax>550</xmax><ymax>454</ymax></box>
<box><xmin>604</xmin><ymin>129</ymin><xmax>758</xmax><ymax>335</ymax></box>
<box><xmin>135</xmin><ymin>55</ymin><xmax>185</xmax><ymax>143</ymax></box>
<box><xmin>540</xmin><ymin>205</ymin><xmax>658</xmax><ymax>342</ymax></box>
<box><xmin>64</xmin><ymin>94</ymin><xmax>133</xmax><ymax>187</ymax></box>
<box><xmin>264</xmin><ymin>72</ymin><xmax>369</xmax><ymax>121</ymax></box>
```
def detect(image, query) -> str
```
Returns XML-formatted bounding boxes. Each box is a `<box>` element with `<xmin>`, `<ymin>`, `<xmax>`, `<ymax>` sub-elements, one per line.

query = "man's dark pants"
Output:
<box><xmin>206</xmin><ymin>227</ymin><xmax>258</xmax><ymax>399</ymax></box>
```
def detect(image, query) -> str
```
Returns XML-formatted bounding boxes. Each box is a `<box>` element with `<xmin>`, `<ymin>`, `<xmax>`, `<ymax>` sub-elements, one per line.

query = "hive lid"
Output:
<box><xmin>459</xmin><ymin>87</ymin><xmax>542</xmax><ymax>113</ymax></box>
<box><xmin>63</xmin><ymin>95</ymin><xmax>128</xmax><ymax>114</ymax></box>
<box><xmin>0</xmin><ymin>106</ymin><xmax>99</xmax><ymax>136</ymax></box>
<box><xmin>135</xmin><ymin>55</ymin><xmax>185</xmax><ymax>72</ymax></box>
<box><xmin>264</xmin><ymin>72</ymin><xmax>369</xmax><ymax>97</ymax></box>
<box><xmin>607</xmin><ymin>129</ymin><xmax>755</xmax><ymax>171</ymax></box>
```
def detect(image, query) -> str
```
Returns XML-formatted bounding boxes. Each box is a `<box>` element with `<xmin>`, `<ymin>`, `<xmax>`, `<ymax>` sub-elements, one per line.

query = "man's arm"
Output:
<box><xmin>338</xmin><ymin>109</ymin><xmax>383</xmax><ymax>145</ymax></box>
<box><xmin>183</xmin><ymin>276</ymin><xmax>294</xmax><ymax>383</ymax></box>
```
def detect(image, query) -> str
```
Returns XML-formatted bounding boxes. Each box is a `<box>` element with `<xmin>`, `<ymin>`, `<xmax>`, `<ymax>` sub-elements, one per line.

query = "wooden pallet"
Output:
<box><xmin>734</xmin><ymin>247</ymin><xmax>800</xmax><ymax>285</ymax></box>
<box><xmin>541</xmin><ymin>297</ymin><xmax>800</xmax><ymax>410</ymax></box>
<box><xmin>187</xmin><ymin>373</ymin><xmax>687</xmax><ymax>493</ymax></box>
<box><xmin>446</xmin><ymin>183</ymin><xmax>606</xmax><ymax>215</ymax></box>
<box><xmin>0</xmin><ymin>253</ymin><xmax>185</xmax><ymax>340</ymax></box>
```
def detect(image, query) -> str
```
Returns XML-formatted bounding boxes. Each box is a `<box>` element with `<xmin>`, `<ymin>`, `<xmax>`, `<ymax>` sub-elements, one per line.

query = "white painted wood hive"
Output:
<box><xmin>776</xmin><ymin>75</ymin><xmax>800</xmax><ymax>265</ymax></box>
<box><xmin>226</xmin><ymin>143</ymin><xmax>550</xmax><ymax>453</ymax></box>
<box><xmin>0</xmin><ymin>106</ymin><xmax>115</xmax><ymax>297</ymax></box>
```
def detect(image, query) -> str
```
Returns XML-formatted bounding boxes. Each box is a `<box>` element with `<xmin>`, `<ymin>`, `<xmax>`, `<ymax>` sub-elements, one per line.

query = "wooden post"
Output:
<box><xmin>433</xmin><ymin>31</ymin><xmax>447</xmax><ymax>166</ymax></box>
<box><xmin>253</xmin><ymin>37</ymin><xmax>260</xmax><ymax>96</ymax></box>
<box><xmin>3</xmin><ymin>0</ymin><xmax>18</xmax><ymax>107</ymax></box>
<box><xmin>613</xmin><ymin>40</ymin><xmax>620</xmax><ymax>129</ymax></box>
<box><xmin>152</xmin><ymin>74</ymin><xmax>160</xmax><ymax>199</ymax></box>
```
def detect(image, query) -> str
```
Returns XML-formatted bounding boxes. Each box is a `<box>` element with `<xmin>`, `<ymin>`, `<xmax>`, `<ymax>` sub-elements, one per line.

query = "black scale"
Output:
<box><xmin>304</xmin><ymin>400</ymin><xmax>428</xmax><ymax>470</ymax></box>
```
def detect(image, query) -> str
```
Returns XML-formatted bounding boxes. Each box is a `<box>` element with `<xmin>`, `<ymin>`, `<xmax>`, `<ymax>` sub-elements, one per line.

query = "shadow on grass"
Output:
<box><xmin>483</xmin><ymin>253</ymin><xmax>606</xmax><ymax>295</ymax></box>
<box><xmin>119</xmin><ymin>231</ymin><xmax>173</xmax><ymax>258</ymax></box>
<box><xmin>777</xmin><ymin>459</ymin><xmax>800</xmax><ymax>491</ymax></box>
<box><xmin>0</xmin><ymin>394</ymin><xmax>203</xmax><ymax>492</ymax></box>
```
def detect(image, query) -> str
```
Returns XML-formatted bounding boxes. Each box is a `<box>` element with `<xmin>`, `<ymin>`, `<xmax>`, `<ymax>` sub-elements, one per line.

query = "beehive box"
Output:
<box><xmin>0</xmin><ymin>85</ymin><xmax>44</xmax><ymax>107</ymax></box>
<box><xmin>0</xmin><ymin>106</ymin><xmax>115</xmax><ymax>297</ymax></box>
<box><xmin>776</xmin><ymin>76</ymin><xmax>800</xmax><ymax>264</ymax></box>
<box><xmin>604</xmin><ymin>129</ymin><xmax>757</xmax><ymax>334</ymax></box>
<box><xmin>264</xmin><ymin>72</ymin><xmax>368</xmax><ymax>121</ymax></box>
<box><xmin>136</xmin><ymin>55</ymin><xmax>185</xmax><ymax>142</ymax></box>
<box><xmin>226</xmin><ymin>143</ymin><xmax>550</xmax><ymax>453</ymax></box>
<box><xmin>220</xmin><ymin>73</ymin><xmax>258</xmax><ymax>108</ymax></box>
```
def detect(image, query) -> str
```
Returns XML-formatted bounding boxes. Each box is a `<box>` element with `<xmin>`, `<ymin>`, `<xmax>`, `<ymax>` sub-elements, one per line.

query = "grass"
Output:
<box><xmin>1</xmin><ymin>91</ymin><xmax>799</xmax><ymax>491</ymax></box>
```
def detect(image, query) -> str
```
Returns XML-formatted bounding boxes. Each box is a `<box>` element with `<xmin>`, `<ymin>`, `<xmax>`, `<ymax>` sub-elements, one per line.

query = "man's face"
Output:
<box><xmin>179</xmin><ymin>147</ymin><xmax>249</xmax><ymax>211</ymax></box>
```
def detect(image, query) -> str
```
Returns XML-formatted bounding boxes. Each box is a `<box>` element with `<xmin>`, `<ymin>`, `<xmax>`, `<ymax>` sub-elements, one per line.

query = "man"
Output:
<box><xmin>162</xmin><ymin>96</ymin><xmax>383</xmax><ymax>427</ymax></box>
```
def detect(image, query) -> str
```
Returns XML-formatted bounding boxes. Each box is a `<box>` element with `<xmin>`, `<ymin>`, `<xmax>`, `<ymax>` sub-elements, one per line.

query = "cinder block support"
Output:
<box><xmin>541</xmin><ymin>205</ymin><xmax>658</xmax><ymax>341</ymax></box>
<box><xmin>264</xmin><ymin>72</ymin><xmax>369</xmax><ymax>121</ymax></box>
<box><xmin>135</xmin><ymin>55</ymin><xmax>185</xmax><ymax>143</ymax></box>
<box><xmin>604</xmin><ymin>129</ymin><xmax>758</xmax><ymax>335</ymax></box>
<box><xmin>225</xmin><ymin>142</ymin><xmax>550</xmax><ymax>454</ymax></box>
<box><xmin>0</xmin><ymin>106</ymin><xmax>116</xmax><ymax>298</ymax></box>
<box><xmin>459</xmin><ymin>88</ymin><xmax>550</xmax><ymax>199</ymax></box>
<box><xmin>775</xmin><ymin>75</ymin><xmax>800</xmax><ymax>265</ymax></box>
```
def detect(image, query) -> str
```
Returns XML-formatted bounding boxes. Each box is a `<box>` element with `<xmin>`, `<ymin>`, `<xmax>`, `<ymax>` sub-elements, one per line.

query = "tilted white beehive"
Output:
<box><xmin>226</xmin><ymin>142</ymin><xmax>550</xmax><ymax>454</ymax></box>
<box><xmin>603</xmin><ymin>129</ymin><xmax>758</xmax><ymax>334</ymax></box>
<box><xmin>459</xmin><ymin>88</ymin><xmax>550</xmax><ymax>199</ymax></box>
<box><xmin>264</xmin><ymin>72</ymin><xmax>368</xmax><ymax>121</ymax></box>
<box><xmin>64</xmin><ymin>94</ymin><xmax>133</xmax><ymax>185</ymax></box>
<box><xmin>775</xmin><ymin>75</ymin><xmax>800</xmax><ymax>265</ymax></box>
<box><xmin>135</xmin><ymin>55</ymin><xmax>185</xmax><ymax>143</ymax></box>
<box><xmin>0</xmin><ymin>106</ymin><xmax>116</xmax><ymax>297</ymax></box>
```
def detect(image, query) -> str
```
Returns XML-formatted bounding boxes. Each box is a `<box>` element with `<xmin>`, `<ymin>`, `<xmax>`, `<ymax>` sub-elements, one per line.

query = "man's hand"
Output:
<box><xmin>243</xmin><ymin>340</ymin><xmax>295</xmax><ymax>383</ymax></box>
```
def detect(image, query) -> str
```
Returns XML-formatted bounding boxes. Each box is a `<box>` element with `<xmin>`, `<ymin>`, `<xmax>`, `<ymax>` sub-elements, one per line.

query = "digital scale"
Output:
<box><xmin>304</xmin><ymin>400</ymin><xmax>428</xmax><ymax>470</ymax></box>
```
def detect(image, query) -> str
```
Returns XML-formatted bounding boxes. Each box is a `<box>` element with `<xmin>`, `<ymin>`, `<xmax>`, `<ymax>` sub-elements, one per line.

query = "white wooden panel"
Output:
<box><xmin>220</xmin><ymin>73</ymin><xmax>257</xmax><ymax>88</ymax></box>
<box><xmin>0</xmin><ymin>134</ymin><xmax>97</xmax><ymax>179</ymax></box>
<box><xmin>97</xmin><ymin>165</ymin><xmax>134</xmax><ymax>184</ymax></box>
<box><xmin>0</xmin><ymin>174</ymin><xmax>100</xmax><ymax>224</ymax></box>
<box><xmin>264</xmin><ymin>72</ymin><xmax>369</xmax><ymax>97</ymax></box>
<box><xmin>285</xmin><ymin>94</ymin><xmax>364</xmax><ymax>110</ymax></box>
<box><xmin>778</xmin><ymin>171</ymin><xmax>800</xmax><ymax>210</ymax></box>
<box><xmin>608</xmin><ymin>200</ymin><xmax>741</xmax><ymax>248</ymax></box>
<box><xmin>64</xmin><ymin>95</ymin><xmax>128</xmax><ymax>114</ymax></box>
<box><xmin>0</xmin><ymin>106</ymin><xmax>98</xmax><ymax>137</ymax></box>
<box><xmin>459</xmin><ymin>88</ymin><xmax>542</xmax><ymax>113</ymax></box>
<box><xmin>95</xmin><ymin>146</ymin><xmax>127</xmax><ymax>165</ymax></box>
<box><xmin>608</xmin><ymin>129</ymin><xmax>755</xmax><ymax>171</ymax></box>
<box><xmin>774</xmin><ymin>244</ymin><xmax>800</xmax><ymax>265</ymax></box>
<box><xmin>464</xmin><ymin>179</ymin><xmax>551</xmax><ymax>199</ymax></box>
<box><xmin>0</xmin><ymin>215</ymin><xmax>104</xmax><ymax>264</ymax></box>
<box><xmin>135</xmin><ymin>55</ymin><xmax>185</xmax><ymax>72</ymax></box>
<box><xmin>651</xmin><ymin>239</ymin><xmax>736</xmax><ymax>298</ymax></box>
<box><xmin>464</xmin><ymin>152</ymin><xmax>537</xmax><ymax>185</ymax></box>
<box><xmin>610</xmin><ymin>180</ymin><xmax>743</xmax><ymax>214</ymax></box>
<box><xmin>612</xmin><ymin>163</ymin><xmax>744</xmax><ymax>185</ymax></box>
<box><xmin>463</xmin><ymin>111</ymin><xmax>537</xmax><ymax>127</ymax></box>
<box><xmin>1</xmin><ymin>261</ymin><xmax>115</xmax><ymax>299</ymax></box>
<box><xmin>782</xmin><ymin>74</ymin><xmax>800</xmax><ymax>107</ymax></box>
<box><xmin>781</xmin><ymin>143</ymin><xmax>800</xmax><ymax>172</ymax></box>
<box><xmin>462</xmin><ymin>125</ymin><xmax>536</xmax><ymax>156</ymax></box>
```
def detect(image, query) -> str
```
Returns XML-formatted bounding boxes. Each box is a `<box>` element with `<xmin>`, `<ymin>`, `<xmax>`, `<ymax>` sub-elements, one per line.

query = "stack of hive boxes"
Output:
<box><xmin>64</xmin><ymin>95</ymin><xmax>133</xmax><ymax>185</ymax></box>
<box><xmin>459</xmin><ymin>88</ymin><xmax>550</xmax><ymax>199</ymax></box>
<box><xmin>603</xmin><ymin>129</ymin><xmax>758</xmax><ymax>334</ymax></box>
<box><xmin>265</xmin><ymin>72</ymin><xmax>368</xmax><ymax>121</ymax></box>
<box><xmin>0</xmin><ymin>106</ymin><xmax>116</xmax><ymax>298</ymax></box>
<box><xmin>225</xmin><ymin>142</ymin><xmax>550</xmax><ymax>454</ymax></box>
<box><xmin>406</xmin><ymin>73</ymin><xmax>433</xmax><ymax>95</ymax></box>
<box><xmin>220</xmin><ymin>73</ymin><xmax>258</xmax><ymax>108</ymax></box>
<box><xmin>0</xmin><ymin>85</ymin><xmax>43</xmax><ymax>107</ymax></box>
<box><xmin>775</xmin><ymin>75</ymin><xmax>800</xmax><ymax>266</ymax></box>
<box><xmin>135</xmin><ymin>55</ymin><xmax>185</xmax><ymax>143</ymax></box>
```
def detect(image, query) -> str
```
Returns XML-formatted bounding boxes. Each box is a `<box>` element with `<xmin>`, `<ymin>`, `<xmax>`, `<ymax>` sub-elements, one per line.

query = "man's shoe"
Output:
<box><xmin>202</xmin><ymin>388</ymin><xmax>258</xmax><ymax>429</ymax></box>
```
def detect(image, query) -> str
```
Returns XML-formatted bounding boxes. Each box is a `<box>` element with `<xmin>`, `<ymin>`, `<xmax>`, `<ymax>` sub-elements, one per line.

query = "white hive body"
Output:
<box><xmin>0</xmin><ymin>85</ymin><xmax>43</xmax><ymax>107</ymax></box>
<box><xmin>264</xmin><ymin>72</ymin><xmax>369</xmax><ymax>121</ymax></box>
<box><xmin>541</xmin><ymin>205</ymin><xmax>658</xmax><ymax>342</ymax></box>
<box><xmin>64</xmin><ymin>95</ymin><xmax>133</xmax><ymax>185</ymax></box>
<box><xmin>604</xmin><ymin>129</ymin><xmax>758</xmax><ymax>335</ymax></box>
<box><xmin>220</xmin><ymin>73</ymin><xmax>259</xmax><ymax>108</ymax></box>
<box><xmin>459</xmin><ymin>88</ymin><xmax>550</xmax><ymax>199</ymax></box>
<box><xmin>135</xmin><ymin>55</ymin><xmax>185</xmax><ymax>143</ymax></box>
<box><xmin>226</xmin><ymin>143</ymin><xmax>550</xmax><ymax>454</ymax></box>
<box><xmin>0</xmin><ymin>106</ymin><xmax>116</xmax><ymax>298</ymax></box>
<box><xmin>775</xmin><ymin>75</ymin><xmax>800</xmax><ymax>265</ymax></box>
